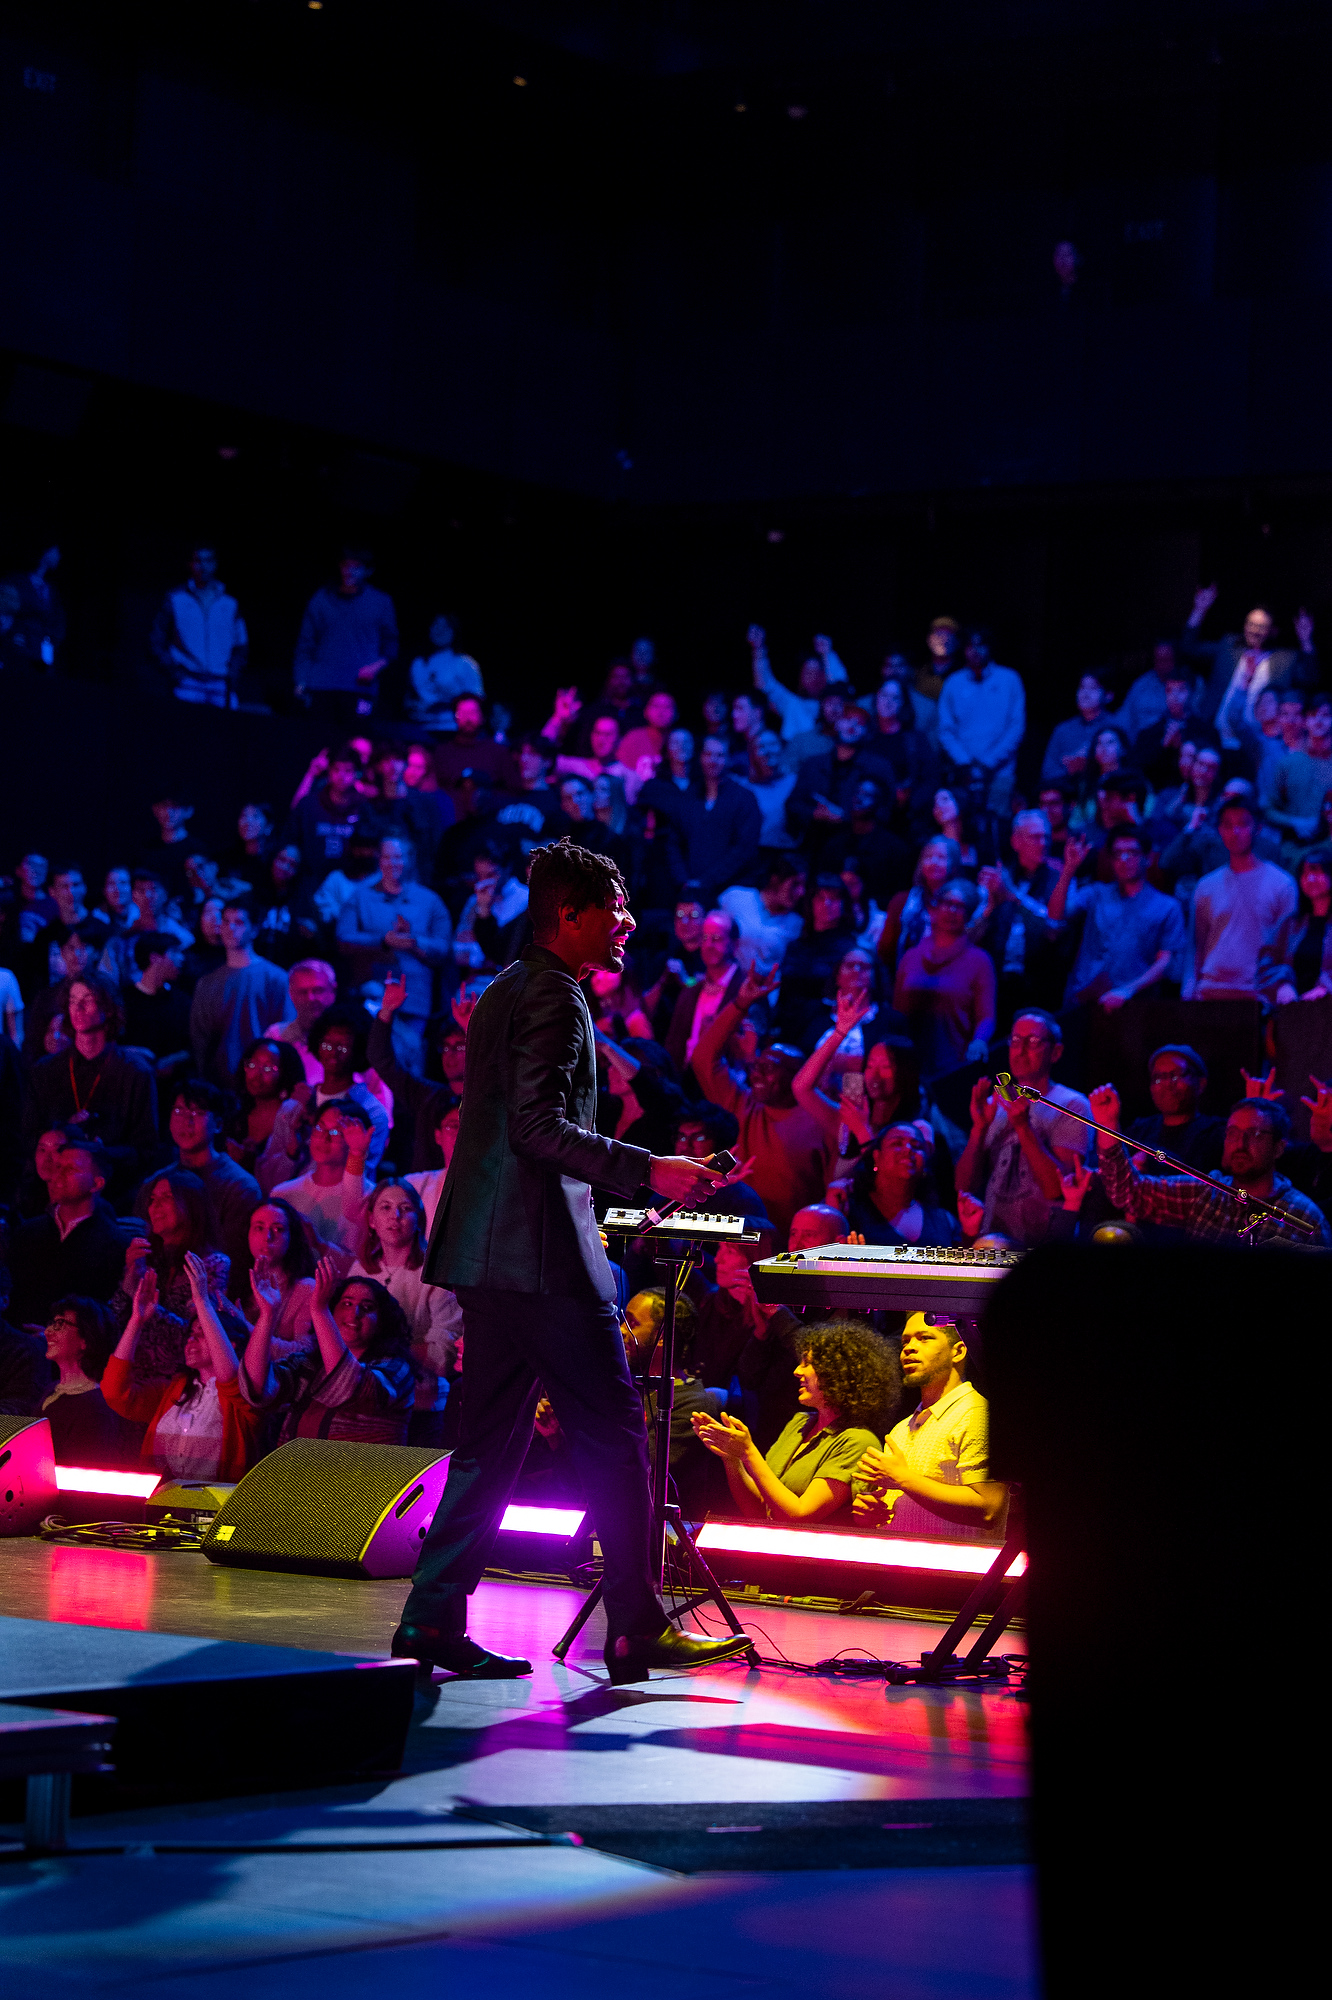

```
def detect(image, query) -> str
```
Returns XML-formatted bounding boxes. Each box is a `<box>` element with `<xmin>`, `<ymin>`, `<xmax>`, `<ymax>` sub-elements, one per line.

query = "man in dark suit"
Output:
<box><xmin>393</xmin><ymin>837</ymin><xmax>752</xmax><ymax>1683</ymax></box>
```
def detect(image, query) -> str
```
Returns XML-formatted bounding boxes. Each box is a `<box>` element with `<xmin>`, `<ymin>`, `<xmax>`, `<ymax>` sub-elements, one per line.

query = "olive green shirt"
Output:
<box><xmin>764</xmin><ymin>1411</ymin><xmax>880</xmax><ymax>1517</ymax></box>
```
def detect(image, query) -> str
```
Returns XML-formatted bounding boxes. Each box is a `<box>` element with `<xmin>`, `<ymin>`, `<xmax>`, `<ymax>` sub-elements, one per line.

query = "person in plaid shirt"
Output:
<box><xmin>1088</xmin><ymin>1085</ymin><xmax>1330</xmax><ymax>1247</ymax></box>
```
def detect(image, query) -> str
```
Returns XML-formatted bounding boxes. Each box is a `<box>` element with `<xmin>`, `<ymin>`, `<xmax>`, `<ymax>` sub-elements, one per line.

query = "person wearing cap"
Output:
<box><xmin>854</xmin><ymin>1314</ymin><xmax>1008</xmax><ymax>1543</ymax></box>
<box><xmin>915</xmin><ymin>616</ymin><xmax>961</xmax><ymax>703</ymax></box>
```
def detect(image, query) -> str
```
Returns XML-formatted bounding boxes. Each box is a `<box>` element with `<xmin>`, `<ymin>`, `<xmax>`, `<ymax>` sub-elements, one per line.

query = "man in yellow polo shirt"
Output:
<box><xmin>853</xmin><ymin>1313</ymin><xmax>1008</xmax><ymax>1543</ymax></box>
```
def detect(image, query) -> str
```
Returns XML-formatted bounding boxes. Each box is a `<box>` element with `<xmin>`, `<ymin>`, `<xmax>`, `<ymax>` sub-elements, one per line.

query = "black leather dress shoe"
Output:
<box><xmin>390</xmin><ymin>1625</ymin><xmax>533</xmax><ymax>1680</ymax></box>
<box><xmin>604</xmin><ymin>1624</ymin><xmax>755</xmax><ymax>1685</ymax></box>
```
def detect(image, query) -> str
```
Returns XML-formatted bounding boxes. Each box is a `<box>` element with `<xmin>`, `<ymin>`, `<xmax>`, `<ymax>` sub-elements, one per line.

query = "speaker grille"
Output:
<box><xmin>203</xmin><ymin>1438</ymin><xmax>448</xmax><ymax>1573</ymax></box>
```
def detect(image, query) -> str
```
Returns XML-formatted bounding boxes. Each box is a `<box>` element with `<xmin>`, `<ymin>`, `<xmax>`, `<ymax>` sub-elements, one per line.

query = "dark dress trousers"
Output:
<box><xmin>406</xmin><ymin>945</ymin><xmax>663</xmax><ymax>1640</ymax></box>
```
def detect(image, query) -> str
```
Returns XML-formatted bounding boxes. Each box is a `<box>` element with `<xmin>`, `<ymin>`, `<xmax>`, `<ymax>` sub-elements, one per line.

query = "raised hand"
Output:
<box><xmin>812</xmin><ymin>634</ymin><xmax>832</xmax><ymax>657</ymax></box>
<box><xmin>746</xmin><ymin>623</ymin><xmax>766</xmax><ymax>649</ymax></box>
<box><xmin>251</xmin><ymin>1259</ymin><xmax>283</xmax><ymax>1315</ymax></box>
<box><xmin>957</xmin><ymin>1192</ymin><xmax>985</xmax><ymax>1238</ymax></box>
<box><xmin>552</xmin><ymin>686</ymin><xmax>582</xmax><ymax>725</ymax></box>
<box><xmin>344</xmin><ymin>1118</ymin><xmax>372</xmax><ymax>1171</ymax></box>
<box><xmin>380</xmin><ymin>970</ymin><xmax>408</xmax><ymax>1017</ymax></box>
<box><xmin>122</xmin><ymin>1237</ymin><xmax>152</xmax><ymax>1292</ymax></box>
<box><xmin>1300</xmin><ymin>1075</ymin><xmax>1332</xmax><ymax>1152</ymax></box>
<box><xmin>1192</xmin><ymin>583</ymin><xmax>1219</xmax><ymax>620</ymax></box>
<box><xmin>451</xmin><ymin>988</ymin><xmax>478</xmax><ymax>1033</ymax></box>
<box><xmin>312</xmin><ymin>1254</ymin><xmax>340</xmax><ymax>1311</ymax></box>
<box><xmin>1088</xmin><ymin>1083</ymin><xmax>1121</xmax><ymax>1131</ymax></box>
<box><xmin>130</xmin><ymin>1264</ymin><xmax>159</xmax><ymax>1325</ymax></box>
<box><xmin>833</xmin><ymin>989</ymin><xmax>873</xmax><ymax>1039</ymax></box>
<box><xmin>1059</xmin><ymin>1156</ymin><xmax>1094</xmax><ymax>1213</ymax></box>
<box><xmin>969</xmin><ymin>1076</ymin><xmax>999</xmax><ymax>1130</ymax></box>
<box><xmin>1241</xmin><ymin>1066</ymin><xmax>1284</xmax><ymax>1102</ymax></box>
<box><xmin>183</xmin><ymin>1250</ymin><xmax>212</xmax><ymax>1304</ymax></box>
<box><xmin>735</xmin><ymin>962</ymin><xmax>780</xmax><ymax>1012</ymax></box>
<box><xmin>1061</xmin><ymin>833</ymin><xmax>1090</xmax><ymax>874</ymax></box>
<box><xmin>977</xmin><ymin>865</ymin><xmax>1006</xmax><ymax>905</ymax></box>
<box><xmin>1295</xmin><ymin>606</ymin><xmax>1316</xmax><ymax>652</ymax></box>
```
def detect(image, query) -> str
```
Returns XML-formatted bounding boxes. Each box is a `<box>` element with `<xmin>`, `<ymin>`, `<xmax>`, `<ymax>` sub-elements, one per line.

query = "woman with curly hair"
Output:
<box><xmin>226</xmin><ymin>1035</ymin><xmax>308</xmax><ymax>1189</ymax></box>
<box><xmin>692</xmin><ymin>1317</ymin><xmax>900</xmax><ymax>1522</ymax></box>
<box><xmin>240</xmin><ymin>1255</ymin><xmax>415</xmax><ymax>1445</ymax></box>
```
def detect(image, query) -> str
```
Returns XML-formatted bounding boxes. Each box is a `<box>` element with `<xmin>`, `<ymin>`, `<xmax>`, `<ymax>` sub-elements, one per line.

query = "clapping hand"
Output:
<box><xmin>691</xmin><ymin>1409</ymin><xmax>754</xmax><ymax>1464</ymax></box>
<box><xmin>251</xmin><ymin>1259</ymin><xmax>283</xmax><ymax>1316</ymax></box>
<box><xmin>312</xmin><ymin>1254</ymin><xmax>341</xmax><ymax>1311</ymax></box>
<box><xmin>957</xmin><ymin>1192</ymin><xmax>985</xmax><ymax>1238</ymax></box>
<box><xmin>857</xmin><ymin>1438</ymin><xmax>907</xmax><ymax>1491</ymax></box>
<box><xmin>183</xmin><ymin>1249</ymin><xmax>212</xmax><ymax>1306</ymax></box>
<box><xmin>128</xmin><ymin>1264</ymin><xmax>159</xmax><ymax>1327</ymax></box>
<box><xmin>968</xmin><ymin>1077</ymin><xmax>999</xmax><ymax>1131</ymax></box>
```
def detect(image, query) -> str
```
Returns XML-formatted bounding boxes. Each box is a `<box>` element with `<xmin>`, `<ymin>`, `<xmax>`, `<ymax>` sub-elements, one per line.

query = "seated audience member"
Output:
<box><xmin>1262</xmin><ymin>691</ymin><xmax>1332</xmax><ymax>861</ymax></box>
<box><xmin>893</xmin><ymin>879</ymin><xmax>996</xmax><ymax>1083</ymax></box>
<box><xmin>1186</xmin><ymin>796</ymin><xmax>1299</xmax><ymax>1001</ymax></box>
<box><xmin>121</xmin><ymin>932</ymin><xmax>192</xmax><ymax>1067</ymax></box>
<box><xmin>226</xmin><ymin>1037</ymin><xmax>309</xmax><ymax>1191</ymax></box>
<box><xmin>251</xmin><ymin>845</ymin><xmax>320</xmax><ymax>969</ymax></box>
<box><xmin>1089</xmin><ymin>1087</ymin><xmax>1330</xmax><ymax>1246</ymax></box>
<box><xmin>263</xmin><ymin>958</ymin><xmax>338</xmax><ymax>1086</ymax></box>
<box><xmin>112</xmin><ymin>1171</ymin><xmax>231</xmax><ymax>1384</ymax></box>
<box><xmin>103</xmin><ymin>1252</ymin><xmax>261</xmax><ymax>1480</ymax></box>
<box><xmin>336</xmin><ymin>834</ymin><xmax>452</xmax><ymax>1077</ymax></box>
<box><xmin>370</xmin><ymin>972</ymin><xmax>460</xmax><ymax>1173</ymax></box>
<box><xmin>267</xmin><ymin>1004</ymin><xmax>390</xmax><ymax>1174</ymax></box>
<box><xmin>348</xmin><ymin>1179</ymin><xmax>457</xmax><ymax>1445</ymax></box>
<box><xmin>735</xmin><ymin>728</ymin><xmax>798</xmax><ymax>850</ymax></box>
<box><xmin>972</xmin><ymin>811</ymin><xmax>1064</xmax><ymax>1022</ymax></box>
<box><xmin>21</xmin><ymin>973</ymin><xmax>158</xmax><ymax>1201</ymax></box>
<box><xmin>1115</xmin><ymin>638</ymin><xmax>1200</xmax><ymax>744</ymax></box>
<box><xmin>585</xmin><ymin>963</ymin><xmax>654</xmax><ymax>1042</ymax></box>
<box><xmin>358</xmin><ymin>739</ymin><xmax>451</xmax><ymax>883</ymax></box>
<box><xmin>692</xmin><ymin>1318</ymin><xmax>900</xmax><ymax>1523</ymax></box>
<box><xmin>1277</xmin><ymin>848</ymin><xmax>1332</xmax><ymax>1002</ymax></box>
<box><xmin>242</xmin><ymin>1198</ymin><xmax>316</xmax><ymax>1357</ymax></box>
<box><xmin>280</xmin><ymin>743</ymin><xmax>365</xmax><ymax>882</ymax></box>
<box><xmin>6</xmin><ymin>1137</ymin><xmax>128</xmax><ymax>1326</ymax></box>
<box><xmin>40</xmin><ymin>1295</ymin><xmax>138</xmax><ymax>1467</ymax></box>
<box><xmin>1049</xmin><ymin>827</ymin><xmax>1185</xmax><ymax>1011</ymax></box>
<box><xmin>241</xmin><ymin>1256</ymin><xmax>415</xmax><ymax>1445</ymax></box>
<box><xmin>719</xmin><ymin>857</ymin><xmax>808</xmax><ymax>971</ymax></box>
<box><xmin>1127</xmin><ymin>1045</ymin><xmax>1225</xmax><ymax>1174</ymax></box>
<box><xmin>664</xmin><ymin>908</ymin><xmax>744</xmax><ymax>1087</ymax></box>
<box><xmin>1130</xmin><ymin>668</ymin><xmax>1203</xmax><ymax>792</ymax></box>
<box><xmin>0</xmin><ymin>1314</ymin><xmax>53</xmax><ymax>1415</ymax></box>
<box><xmin>854</xmin><ymin>1313</ymin><xmax>1008</xmax><ymax>1542</ymax></box>
<box><xmin>619</xmin><ymin>1287</ymin><xmax>727</xmax><ymax>1518</ymax></box>
<box><xmin>407</xmin><ymin>614</ymin><xmax>484</xmax><ymax>735</ymax></box>
<box><xmin>157</xmin><ymin>1078</ymin><xmax>261</xmax><ymax>1284</ymax></box>
<box><xmin>955</xmin><ymin>1012</ymin><xmax>1091</xmax><ymax>1248</ymax></box>
<box><xmin>846</xmin><ymin>1123</ymin><xmax>959</xmax><ymax>1248</ymax></box>
<box><xmin>692</xmin><ymin>963</ymin><xmax>835</xmax><ymax>1243</ymax></box>
<box><xmin>663</xmin><ymin>734</ymin><xmax>763</xmax><ymax>902</ymax></box>
<box><xmin>189</xmin><ymin>898</ymin><xmax>293</xmax><ymax>1086</ymax></box>
<box><xmin>270</xmin><ymin>1099</ymin><xmax>376</xmax><ymax>1254</ymax></box>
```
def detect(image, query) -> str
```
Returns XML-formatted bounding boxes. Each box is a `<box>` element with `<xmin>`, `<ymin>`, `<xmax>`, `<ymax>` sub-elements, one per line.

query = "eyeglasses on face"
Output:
<box><xmin>1009</xmin><ymin>1034</ymin><xmax>1051</xmax><ymax>1048</ymax></box>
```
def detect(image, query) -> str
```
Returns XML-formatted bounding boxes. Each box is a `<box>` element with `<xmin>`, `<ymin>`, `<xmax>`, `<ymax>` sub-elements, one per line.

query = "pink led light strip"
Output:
<box><xmin>696</xmin><ymin>1520</ymin><xmax>1026</xmax><ymax>1578</ymax></box>
<box><xmin>54</xmin><ymin>1467</ymin><xmax>162</xmax><ymax>1498</ymax></box>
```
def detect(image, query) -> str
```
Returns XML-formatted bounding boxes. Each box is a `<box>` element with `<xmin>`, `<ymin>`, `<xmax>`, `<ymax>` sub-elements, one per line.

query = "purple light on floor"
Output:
<box><xmin>499</xmin><ymin>1504</ymin><xmax>586</xmax><ymax>1537</ymax></box>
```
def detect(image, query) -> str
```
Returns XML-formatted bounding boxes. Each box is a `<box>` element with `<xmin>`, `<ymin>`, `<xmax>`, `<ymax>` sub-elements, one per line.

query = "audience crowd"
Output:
<box><xmin>5</xmin><ymin>557</ymin><xmax>1332</xmax><ymax>1534</ymax></box>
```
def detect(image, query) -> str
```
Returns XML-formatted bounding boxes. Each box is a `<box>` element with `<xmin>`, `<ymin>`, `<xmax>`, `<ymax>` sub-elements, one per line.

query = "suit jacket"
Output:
<box><xmin>1180</xmin><ymin>629</ymin><xmax>1317</xmax><ymax>723</ymax></box>
<box><xmin>662</xmin><ymin>782</ymin><xmax>762</xmax><ymax>900</ymax></box>
<box><xmin>425</xmin><ymin>946</ymin><xmax>651</xmax><ymax>1301</ymax></box>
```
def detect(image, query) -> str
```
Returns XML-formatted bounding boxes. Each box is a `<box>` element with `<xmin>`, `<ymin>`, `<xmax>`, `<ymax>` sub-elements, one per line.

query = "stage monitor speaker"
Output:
<box><xmin>201</xmin><ymin>1438</ymin><xmax>450</xmax><ymax>1578</ymax></box>
<box><xmin>0</xmin><ymin>1416</ymin><xmax>57</xmax><ymax>1536</ymax></box>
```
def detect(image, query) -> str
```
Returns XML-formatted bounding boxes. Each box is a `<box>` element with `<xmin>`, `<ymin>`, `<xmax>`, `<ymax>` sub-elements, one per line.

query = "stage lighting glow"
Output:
<box><xmin>499</xmin><ymin>1504</ymin><xmax>585</xmax><ymax>1537</ymax></box>
<box><xmin>55</xmin><ymin>1466</ymin><xmax>161</xmax><ymax>1499</ymax></box>
<box><xmin>695</xmin><ymin>1521</ymin><xmax>1026</xmax><ymax>1579</ymax></box>
<box><xmin>513</xmin><ymin>75</ymin><xmax>527</xmax><ymax>86</ymax></box>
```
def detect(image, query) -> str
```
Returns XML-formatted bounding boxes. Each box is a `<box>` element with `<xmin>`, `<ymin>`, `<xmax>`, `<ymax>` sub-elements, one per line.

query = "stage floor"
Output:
<box><xmin>0</xmin><ymin>1540</ymin><xmax>1037</xmax><ymax>2000</ymax></box>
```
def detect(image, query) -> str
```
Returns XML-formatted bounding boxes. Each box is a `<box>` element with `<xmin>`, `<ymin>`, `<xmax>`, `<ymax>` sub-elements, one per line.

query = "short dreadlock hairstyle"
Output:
<box><xmin>527</xmin><ymin>836</ymin><xmax>628</xmax><ymax>943</ymax></box>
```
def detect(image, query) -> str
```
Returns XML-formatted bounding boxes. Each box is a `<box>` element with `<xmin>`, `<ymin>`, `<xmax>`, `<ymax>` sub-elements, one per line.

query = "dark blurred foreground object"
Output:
<box><xmin>985</xmin><ymin>1244</ymin><xmax>1327</xmax><ymax>1999</ymax></box>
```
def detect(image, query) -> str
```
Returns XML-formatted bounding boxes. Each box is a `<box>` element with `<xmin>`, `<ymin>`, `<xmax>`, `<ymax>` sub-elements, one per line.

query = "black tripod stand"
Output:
<box><xmin>552</xmin><ymin>1227</ymin><xmax>761</xmax><ymax>1670</ymax></box>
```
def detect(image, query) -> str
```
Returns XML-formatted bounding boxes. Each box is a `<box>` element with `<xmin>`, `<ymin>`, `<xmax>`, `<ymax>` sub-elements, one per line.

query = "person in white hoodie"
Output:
<box><xmin>150</xmin><ymin>546</ymin><xmax>248</xmax><ymax>708</ymax></box>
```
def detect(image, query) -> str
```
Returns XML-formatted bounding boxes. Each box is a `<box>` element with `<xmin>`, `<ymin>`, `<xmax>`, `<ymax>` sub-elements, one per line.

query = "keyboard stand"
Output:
<box><xmin>551</xmin><ymin>1239</ymin><xmax>761</xmax><ymax>1671</ymax></box>
<box><xmin>883</xmin><ymin>1511</ymin><xmax>1027</xmax><ymax>1685</ymax></box>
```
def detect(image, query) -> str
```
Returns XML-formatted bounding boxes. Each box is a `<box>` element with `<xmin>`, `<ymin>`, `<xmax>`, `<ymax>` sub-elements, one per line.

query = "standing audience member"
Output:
<box><xmin>719</xmin><ymin>857</ymin><xmax>807</xmax><ymax>971</ymax></box>
<box><xmin>1187</xmin><ymin>798</ymin><xmax>1298</xmax><ymax>1002</ymax></box>
<box><xmin>158</xmin><ymin>1079</ymin><xmax>261</xmax><ymax>1284</ymax></box>
<box><xmin>973</xmin><ymin>811</ymin><xmax>1063</xmax><ymax>1022</ymax></box>
<box><xmin>112</xmin><ymin>1173</ymin><xmax>231</xmax><ymax>1385</ymax></box>
<box><xmin>264</xmin><ymin>959</ymin><xmax>338</xmax><ymax>1086</ymax></box>
<box><xmin>665</xmin><ymin>737</ymin><xmax>762</xmax><ymax>902</ymax></box>
<box><xmin>226</xmin><ymin>1037</ymin><xmax>308</xmax><ymax>1190</ymax></box>
<box><xmin>189</xmin><ymin>900</ymin><xmax>292</xmax><ymax>1086</ymax></box>
<box><xmin>846</xmin><ymin>1124</ymin><xmax>959</xmax><ymax>1248</ymax></box>
<box><xmin>150</xmin><ymin>544</ymin><xmax>248</xmax><ymax>708</ymax></box>
<box><xmin>22</xmin><ymin>974</ymin><xmax>158</xmax><ymax>1198</ymax></box>
<box><xmin>1279</xmin><ymin>849</ymin><xmax>1332</xmax><ymax>1001</ymax></box>
<box><xmin>407</xmin><ymin>614</ymin><xmax>484</xmax><ymax>735</ymax></box>
<box><xmin>336</xmin><ymin>835</ymin><xmax>452</xmax><ymax>1075</ymax></box>
<box><xmin>1049</xmin><ymin>828</ymin><xmax>1185</xmax><ymax>1010</ymax></box>
<box><xmin>935</xmin><ymin>630</ymin><xmax>1026</xmax><ymax>816</ymax></box>
<box><xmin>122</xmin><ymin>933</ymin><xmax>192</xmax><ymax>1065</ymax></box>
<box><xmin>6</xmin><ymin>1138</ymin><xmax>128</xmax><ymax>1327</ymax></box>
<box><xmin>282</xmin><ymin>748</ymin><xmax>364</xmax><ymax>883</ymax></box>
<box><xmin>954</xmin><ymin>1011</ymin><xmax>1090</xmax><ymax>1247</ymax></box>
<box><xmin>369</xmin><ymin>973</ymin><xmax>459</xmax><ymax>1172</ymax></box>
<box><xmin>267</xmin><ymin>1004</ymin><xmax>390</xmax><ymax>1173</ymax></box>
<box><xmin>692</xmin><ymin>963</ymin><xmax>834</xmax><ymax>1242</ymax></box>
<box><xmin>893</xmin><ymin>880</ymin><xmax>996</xmax><ymax>1082</ymax></box>
<box><xmin>294</xmin><ymin>548</ymin><xmax>399</xmax><ymax>725</ymax></box>
<box><xmin>665</xmin><ymin>909</ymin><xmax>744</xmax><ymax>1085</ymax></box>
